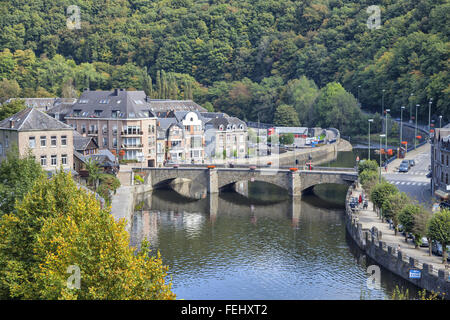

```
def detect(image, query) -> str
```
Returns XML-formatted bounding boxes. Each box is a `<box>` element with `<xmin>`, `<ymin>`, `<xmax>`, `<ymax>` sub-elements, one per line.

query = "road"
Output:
<box><xmin>382</xmin><ymin>144</ymin><xmax>434</xmax><ymax>208</ymax></box>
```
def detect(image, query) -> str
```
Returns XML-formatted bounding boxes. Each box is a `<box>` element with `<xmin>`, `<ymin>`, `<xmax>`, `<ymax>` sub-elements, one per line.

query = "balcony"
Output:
<box><xmin>121</xmin><ymin>144</ymin><xmax>143</xmax><ymax>149</ymax></box>
<box><xmin>121</xmin><ymin>131</ymin><xmax>143</xmax><ymax>136</ymax></box>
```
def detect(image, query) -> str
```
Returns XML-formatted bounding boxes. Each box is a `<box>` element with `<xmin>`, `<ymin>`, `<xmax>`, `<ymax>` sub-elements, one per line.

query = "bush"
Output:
<box><xmin>358</xmin><ymin>159</ymin><xmax>379</xmax><ymax>174</ymax></box>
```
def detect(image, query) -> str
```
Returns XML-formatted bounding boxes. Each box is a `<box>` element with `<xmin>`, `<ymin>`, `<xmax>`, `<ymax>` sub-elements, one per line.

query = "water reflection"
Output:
<box><xmin>131</xmin><ymin>182</ymin><xmax>420</xmax><ymax>300</ymax></box>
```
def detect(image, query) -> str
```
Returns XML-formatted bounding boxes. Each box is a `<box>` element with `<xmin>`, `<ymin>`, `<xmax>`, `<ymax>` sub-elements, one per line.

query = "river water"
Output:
<box><xmin>130</xmin><ymin>149</ymin><xmax>420</xmax><ymax>299</ymax></box>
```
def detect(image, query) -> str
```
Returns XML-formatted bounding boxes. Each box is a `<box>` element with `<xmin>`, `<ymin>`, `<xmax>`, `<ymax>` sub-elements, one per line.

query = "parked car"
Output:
<box><xmin>398</xmin><ymin>163</ymin><xmax>409</xmax><ymax>173</ymax></box>
<box><xmin>400</xmin><ymin>160</ymin><xmax>411</xmax><ymax>168</ymax></box>
<box><xmin>408</xmin><ymin>159</ymin><xmax>415</xmax><ymax>167</ymax></box>
<box><xmin>426</xmin><ymin>171</ymin><xmax>432</xmax><ymax>178</ymax></box>
<box><xmin>420</xmin><ymin>237</ymin><xmax>429</xmax><ymax>247</ymax></box>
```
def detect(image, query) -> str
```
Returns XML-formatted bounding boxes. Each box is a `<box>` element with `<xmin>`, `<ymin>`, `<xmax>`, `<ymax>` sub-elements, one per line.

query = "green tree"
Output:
<box><xmin>398</xmin><ymin>204</ymin><xmax>427</xmax><ymax>245</ymax></box>
<box><xmin>273</xmin><ymin>104</ymin><xmax>300</xmax><ymax>127</ymax></box>
<box><xmin>0</xmin><ymin>78</ymin><xmax>21</xmax><ymax>103</ymax></box>
<box><xmin>380</xmin><ymin>192</ymin><xmax>410</xmax><ymax>235</ymax></box>
<box><xmin>427</xmin><ymin>209</ymin><xmax>450</xmax><ymax>264</ymax></box>
<box><xmin>85</xmin><ymin>158</ymin><xmax>101</xmax><ymax>190</ymax></box>
<box><xmin>358</xmin><ymin>160</ymin><xmax>379</xmax><ymax>174</ymax></box>
<box><xmin>0</xmin><ymin>99</ymin><xmax>26</xmax><ymax>120</ymax></box>
<box><xmin>0</xmin><ymin>171</ymin><xmax>176</xmax><ymax>299</ymax></box>
<box><xmin>359</xmin><ymin>169</ymin><xmax>380</xmax><ymax>195</ymax></box>
<box><xmin>0</xmin><ymin>147</ymin><xmax>44</xmax><ymax>215</ymax></box>
<box><xmin>279</xmin><ymin>133</ymin><xmax>294</xmax><ymax>145</ymax></box>
<box><xmin>370</xmin><ymin>182</ymin><xmax>398</xmax><ymax>212</ymax></box>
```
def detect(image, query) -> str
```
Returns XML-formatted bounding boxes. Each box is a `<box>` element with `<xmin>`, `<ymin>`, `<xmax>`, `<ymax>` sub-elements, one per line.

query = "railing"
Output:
<box><xmin>121</xmin><ymin>131</ymin><xmax>143</xmax><ymax>135</ymax></box>
<box><xmin>121</xmin><ymin>144</ymin><xmax>143</xmax><ymax>148</ymax></box>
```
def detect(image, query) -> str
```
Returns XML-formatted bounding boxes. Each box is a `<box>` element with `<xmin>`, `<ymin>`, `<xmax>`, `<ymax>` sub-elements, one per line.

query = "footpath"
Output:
<box><xmin>351</xmin><ymin>186</ymin><xmax>445</xmax><ymax>272</ymax></box>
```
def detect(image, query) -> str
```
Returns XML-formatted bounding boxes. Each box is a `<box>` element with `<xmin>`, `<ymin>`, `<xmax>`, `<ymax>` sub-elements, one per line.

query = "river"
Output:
<box><xmin>130</xmin><ymin>149</ymin><xmax>420</xmax><ymax>299</ymax></box>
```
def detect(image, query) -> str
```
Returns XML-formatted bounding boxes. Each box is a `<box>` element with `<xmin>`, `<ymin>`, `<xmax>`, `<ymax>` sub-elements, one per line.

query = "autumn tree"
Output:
<box><xmin>0</xmin><ymin>171</ymin><xmax>176</xmax><ymax>299</ymax></box>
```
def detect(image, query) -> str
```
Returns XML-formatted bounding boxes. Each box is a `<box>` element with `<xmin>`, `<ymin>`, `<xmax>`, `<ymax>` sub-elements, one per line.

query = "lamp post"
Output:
<box><xmin>400</xmin><ymin>106</ymin><xmax>405</xmax><ymax>147</ymax></box>
<box><xmin>428</xmin><ymin>98</ymin><xmax>433</xmax><ymax>133</ymax></box>
<box><xmin>385</xmin><ymin>108</ymin><xmax>390</xmax><ymax>161</ymax></box>
<box><xmin>379</xmin><ymin>134</ymin><xmax>386</xmax><ymax>183</ymax></box>
<box><xmin>439</xmin><ymin>115</ymin><xmax>443</xmax><ymax>129</ymax></box>
<box><xmin>368</xmin><ymin>119</ymin><xmax>373</xmax><ymax>160</ymax></box>
<box><xmin>358</xmin><ymin>85</ymin><xmax>361</xmax><ymax>106</ymax></box>
<box><xmin>409</xmin><ymin>93</ymin><xmax>414</xmax><ymax>123</ymax></box>
<box><xmin>381</xmin><ymin>89</ymin><xmax>385</xmax><ymax>115</ymax></box>
<box><xmin>415</xmin><ymin>104</ymin><xmax>419</xmax><ymax>149</ymax></box>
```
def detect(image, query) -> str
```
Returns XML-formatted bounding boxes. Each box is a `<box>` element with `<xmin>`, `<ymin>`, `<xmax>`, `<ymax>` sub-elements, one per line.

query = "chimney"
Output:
<box><xmin>9</xmin><ymin>120</ymin><xmax>14</xmax><ymax>128</ymax></box>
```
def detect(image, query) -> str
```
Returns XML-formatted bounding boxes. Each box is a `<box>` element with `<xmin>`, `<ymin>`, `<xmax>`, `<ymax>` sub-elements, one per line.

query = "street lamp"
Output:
<box><xmin>368</xmin><ymin>119</ymin><xmax>373</xmax><ymax>160</ymax></box>
<box><xmin>409</xmin><ymin>93</ymin><xmax>414</xmax><ymax>123</ymax></box>
<box><xmin>379</xmin><ymin>134</ymin><xmax>386</xmax><ymax>183</ymax></box>
<box><xmin>415</xmin><ymin>104</ymin><xmax>420</xmax><ymax>149</ymax></box>
<box><xmin>400</xmin><ymin>106</ymin><xmax>405</xmax><ymax>147</ymax></box>
<box><xmin>428</xmin><ymin>98</ymin><xmax>433</xmax><ymax>133</ymax></box>
<box><xmin>439</xmin><ymin>115</ymin><xmax>443</xmax><ymax>129</ymax></box>
<box><xmin>358</xmin><ymin>85</ymin><xmax>361</xmax><ymax>106</ymax></box>
<box><xmin>385</xmin><ymin>108</ymin><xmax>390</xmax><ymax>160</ymax></box>
<box><xmin>381</xmin><ymin>89</ymin><xmax>386</xmax><ymax>115</ymax></box>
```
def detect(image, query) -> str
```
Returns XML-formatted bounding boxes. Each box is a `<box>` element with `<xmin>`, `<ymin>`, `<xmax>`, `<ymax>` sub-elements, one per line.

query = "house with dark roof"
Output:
<box><xmin>0</xmin><ymin>108</ymin><xmax>74</xmax><ymax>172</ymax></box>
<box><xmin>65</xmin><ymin>89</ymin><xmax>158</xmax><ymax>167</ymax></box>
<box><xmin>204</xmin><ymin>116</ymin><xmax>248</xmax><ymax>160</ymax></box>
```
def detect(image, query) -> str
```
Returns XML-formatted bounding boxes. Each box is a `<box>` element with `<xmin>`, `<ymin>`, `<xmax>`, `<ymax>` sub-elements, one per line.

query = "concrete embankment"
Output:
<box><xmin>345</xmin><ymin>183</ymin><xmax>450</xmax><ymax>298</ymax></box>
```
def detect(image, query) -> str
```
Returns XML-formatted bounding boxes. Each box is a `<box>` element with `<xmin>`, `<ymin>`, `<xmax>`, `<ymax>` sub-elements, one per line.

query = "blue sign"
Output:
<box><xmin>409</xmin><ymin>269</ymin><xmax>421</xmax><ymax>279</ymax></box>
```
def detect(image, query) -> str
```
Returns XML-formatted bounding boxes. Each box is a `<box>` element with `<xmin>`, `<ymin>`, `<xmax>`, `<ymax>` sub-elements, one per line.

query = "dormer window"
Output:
<box><xmin>79</xmin><ymin>99</ymin><xmax>88</xmax><ymax>104</ymax></box>
<box><xmin>112</xmin><ymin>110</ymin><xmax>119</xmax><ymax>118</ymax></box>
<box><xmin>73</xmin><ymin>109</ymin><xmax>81</xmax><ymax>116</ymax></box>
<box><xmin>99</xmin><ymin>99</ymin><xmax>110</xmax><ymax>104</ymax></box>
<box><xmin>94</xmin><ymin>110</ymin><xmax>102</xmax><ymax>117</ymax></box>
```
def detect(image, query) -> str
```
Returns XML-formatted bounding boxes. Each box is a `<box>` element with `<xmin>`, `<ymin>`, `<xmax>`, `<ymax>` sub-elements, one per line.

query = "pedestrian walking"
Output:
<box><xmin>358</xmin><ymin>194</ymin><xmax>362</xmax><ymax>205</ymax></box>
<box><xmin>385</xmin><ymin>164</ymin><xmax>388</xmax><ymax>172</ymax></box>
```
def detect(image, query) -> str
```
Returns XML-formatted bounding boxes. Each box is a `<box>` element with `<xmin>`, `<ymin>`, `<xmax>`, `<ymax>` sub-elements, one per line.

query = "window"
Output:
<box><xmin>103</xmin><ymin>137</ymin><xmax>108</xmax><ymax>147</ymax></box>
<box><xmin>29</xmin><ymin>137</ymin><xmax>36</xmax><ymax>148</ymax></box>
<box><xmin>40</xmin><ymin>136</ymin><xmax>46</xmax><ymax>147</ymax></box>
<box><xmin>81</xmin><ymin>124</ymin><xmax>86</xmax><ymax>133</ymax></box>
<box><xmin>0</xmin><ymin>143</ymin><xmax>3</xmax><ymax>155</ymax></box>
<box><xmin>102</xmin><ymin>125</ymin><xmax>107</xmax><ymax>134</ymax></box>
<box><xmin>112</xmin><ymin>110</ymin><xmax>119</xmax><ymax>118</ymax></box>
<box><xmin>94</xmin><ymin>110</ymin><xmax>102</xmax><ymax>116</ymax></box>
<box><xmin>61</xmin><ymin>135</ymin><xmax>67</xmax><ymax>146</ymax></box>
<box><xmin>113</xmin><ymin>125</ymin><xmax>117</xmax><ymax>134</ymax></box>
<box><xmin>51</xmin><ymin>136</ymin><xmax>57</xmax><ymax>147</ymax></box>
<box><xmin>113</xmin><ymin>137</ymin><xmax>117</xmax><ymax>147</ymax></box>
<box><xmin>40</xmin><ymin>155</ymin><xmax>47</xmax><ymax>166</ymax></box>
<box><xmin>61</xmin><ymin>154</ymin><xmax>67</xmax><ymax>165</ymax></box>
<box><xmin>51</xmin><ymin>155</ymin><xmax>57</xmax><ymax>166</ymax></box>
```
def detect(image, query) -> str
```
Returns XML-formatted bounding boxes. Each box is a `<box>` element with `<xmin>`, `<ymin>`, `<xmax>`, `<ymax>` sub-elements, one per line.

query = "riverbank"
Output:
<box><xmin>345</xmin><ymin>183</ymin><xmax>450</xmax><ymax>298</ymax></box>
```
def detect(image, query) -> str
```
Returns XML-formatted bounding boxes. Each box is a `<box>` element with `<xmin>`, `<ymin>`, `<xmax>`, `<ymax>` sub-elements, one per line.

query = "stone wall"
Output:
<box><xmin>345</xmin><ymin>183</ymin><xmax>450</xmax><ymax>298</ymax></box>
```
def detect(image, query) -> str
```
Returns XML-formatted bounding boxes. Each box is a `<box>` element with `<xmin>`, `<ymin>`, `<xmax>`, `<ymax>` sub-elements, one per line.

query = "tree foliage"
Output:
<box><xmin>0</xmin><ymin>0</ymin><xmax>446</xmax><ymax>127</ymax></box>
<box><xmin>427</xmin><ymin>209</ymin><xmax>450</xmax><ymax>263</ymax></box>
<box><xmin>0</xmin><ymin>171</ymin><xmax>175</xmax><ymax>299</ymax></box>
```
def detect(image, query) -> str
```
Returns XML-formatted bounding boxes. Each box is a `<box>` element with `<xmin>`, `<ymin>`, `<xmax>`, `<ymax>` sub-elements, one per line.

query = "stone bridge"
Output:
<box><xmin>132</xmin><ymin>167</ymin><xmax>358</xmax><ymax>196</ymax></box>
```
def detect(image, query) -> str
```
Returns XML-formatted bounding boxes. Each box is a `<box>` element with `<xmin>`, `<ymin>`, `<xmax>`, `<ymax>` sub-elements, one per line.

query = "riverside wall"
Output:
<box><xmin>345</xmin><ymin>183</ymin><xmax>450</xmax><ymax>298</ymax></box>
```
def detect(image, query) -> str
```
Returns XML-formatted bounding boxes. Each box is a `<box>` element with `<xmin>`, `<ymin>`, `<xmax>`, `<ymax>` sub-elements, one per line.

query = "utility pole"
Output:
<box><xmin>428</xmin><ymin>98</ymin><xmax>432</xmax><ymax>133</ymax></box>
<box><xmin>379</xmin><ymin>134</ymin><xmax>386</xmax><ymax>183</ymax></box>
<box><xmin>385</xmin><ymin>109</ymin><xmax>390</xmax><ymax>161</ymax></box>
<box><xmin>368</xmin><ymin>119</ymin><xmax>373</xmax><ymax>160</ymax></box>
<box><xmin>415</xmin><ymin>104</ymin><xmax>420</xmax><ymax>150</ymax></box>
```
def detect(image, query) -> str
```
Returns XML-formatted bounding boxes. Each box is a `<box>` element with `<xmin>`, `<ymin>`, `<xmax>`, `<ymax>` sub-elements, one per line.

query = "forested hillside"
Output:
<box><xmin>0</xmin><ymin>0</ymin><xmax>448</xmax><ymax>134</ymax></box>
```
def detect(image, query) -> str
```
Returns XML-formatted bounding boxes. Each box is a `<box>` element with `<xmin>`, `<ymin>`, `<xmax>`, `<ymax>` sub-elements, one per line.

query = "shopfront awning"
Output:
<box><xmin>435</xmin><ymin>189</ymin><xmax>449</xmax><ymax>200</ymax></box>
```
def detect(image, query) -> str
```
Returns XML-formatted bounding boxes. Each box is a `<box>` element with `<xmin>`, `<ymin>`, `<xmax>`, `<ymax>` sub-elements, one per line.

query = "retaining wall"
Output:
<box><xmin>345</xmin><ymin>183</ymin><xmax>450</xmax><ymax>298</ymax></box>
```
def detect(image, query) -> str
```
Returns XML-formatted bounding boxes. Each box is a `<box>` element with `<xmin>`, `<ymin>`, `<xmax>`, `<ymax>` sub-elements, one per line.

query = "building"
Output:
<box><xmin>0</xmin><ymin>108</ymin><xmax>74</xmax><ymax>172</ymax></box>
<box><xmin>65</xmin><ymin>89</ymin><xmax>158</xmax><ymax>167</ymax></box>
<box><xmin>204</xmin><ymin>116</ymin><xmax>248</xmax><ymax>160</ymax></box>
<box><xmin>6</xmin><ymin>97</ymin><xmax>77</xmax><ymax>113</ymax></box>
<box><xmin>431</xmin><ymin>124</ymin><xmax>450</xmax><ymax>202</ymax></box>
<box><xmin>172</xmin><ymin>111</ymin><xmax>205</xmax><ymax>163</ymax></box>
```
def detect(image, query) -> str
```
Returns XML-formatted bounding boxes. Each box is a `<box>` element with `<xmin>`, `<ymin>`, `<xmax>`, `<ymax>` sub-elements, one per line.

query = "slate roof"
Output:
<box><xmin>73</xmin><ymin>133</ymin><xmax>98</xmax><ymax>152</ymax></box>
<box><xmin>205</xmin><ymin>116</ymin><xmax>247</xmax><ymax>130</ymax></box>
<box><xmin>148</xmin><ymin>99</ymin><xmax>206</xmax><ymax>112</ymax></box>
<box><xmin>0</xmin><ymin>108</ymin><xmax>73</xmax><ymax>131</ymax></box>
<box><xmin>66</xmin><ymin>89</ymin><xmax>157</xmax><ymax>119</ymax></box>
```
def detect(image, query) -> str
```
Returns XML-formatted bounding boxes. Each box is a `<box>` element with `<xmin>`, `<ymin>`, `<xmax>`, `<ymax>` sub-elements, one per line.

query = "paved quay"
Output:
<box><xmin>351</xmin><ymin>186</ymin><xmax>446</xmax><ymax>274</ymax></box>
